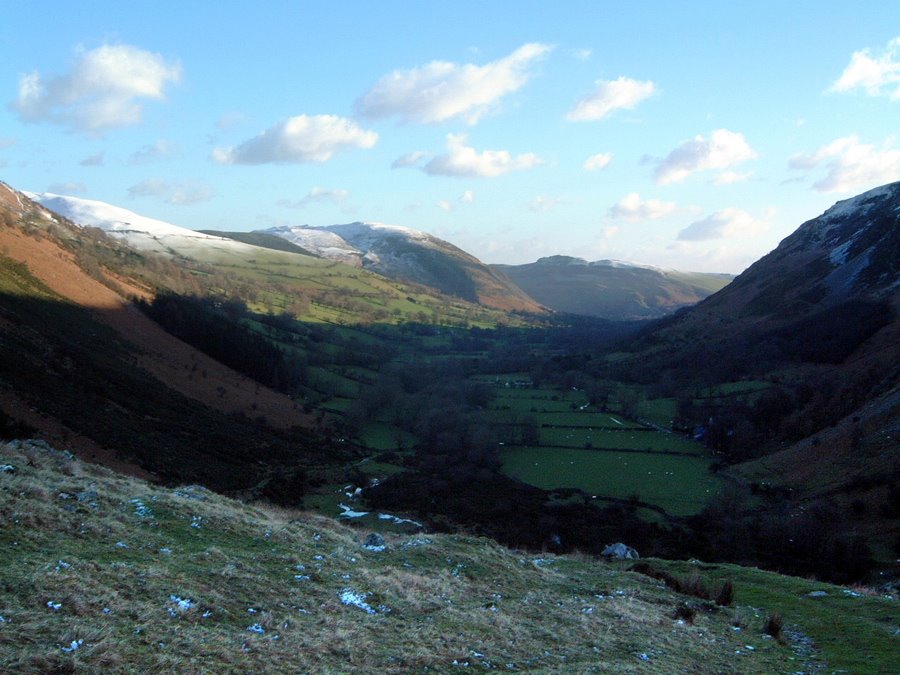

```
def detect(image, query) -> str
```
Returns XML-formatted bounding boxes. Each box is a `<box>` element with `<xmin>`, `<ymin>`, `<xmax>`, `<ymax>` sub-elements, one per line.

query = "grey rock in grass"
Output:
<box><xmin>601</xmin><ymin>543</ymin><xmax>640</xmax><ymax>560</ymax></box>
<box><xmin>363</xmin><ymin>533</ymin><xmax>386</xmax><ymax>551</ymax></box>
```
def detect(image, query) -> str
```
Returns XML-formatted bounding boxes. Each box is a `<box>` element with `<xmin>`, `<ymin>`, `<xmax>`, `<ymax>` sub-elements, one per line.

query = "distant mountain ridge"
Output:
<box><xmin>261</xmin><ymin>222</ymin><xmax>544</xmax><ymax>313</ymax></box>
<box><xmin>493</xmin><ymin>256</ymin><xmax>733</xmax><ymax>320</ymax></box>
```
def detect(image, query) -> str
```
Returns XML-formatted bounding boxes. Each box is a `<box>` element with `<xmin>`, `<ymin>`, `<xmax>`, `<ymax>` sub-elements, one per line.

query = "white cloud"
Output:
<box><xmin>278</xmin><ymin>186</ymin><xmax>350</xmax><ymax>209</ymax></box>
<box><xmin>713</xmin><ymin>170</ymin><xmax>752</xmax><ymax>185</ymax></box>
<box><xmin>830</xmin><ymin>37</ymin><xmax>900</xmax><ymax>100</ymax></box>
<box><xmin>528</xmin><ymin>195</ymin><xmax>562</xmax><ymax>212</ymax></box>
<box><xmin>601</xmin><ymin>226</ymin><xmax>619</xmax><ymax>239</ymax></box>
<box><xmin>654</xmin><ymin>129</ymin><xmax>757</xmax><ymax>185</ymax></box>
<box><xmin>436</xmin><ymin>199</ymin><xmax>454</xmax><ymax>212</ymax></box>
<box><xmin>128</xmin><ymin>178</ymin><xmax>214</xmax><ymax>205</ymax></box>
<box><xmin>461</xmin><ymin>190</ymin><xmax>474</xmax><ymax>204</ymax></box>
<box><xmin>677</xmin><ymin>208</ymin><xmax>769</xmax><ymax>241</ymax></box>
<box><xmin>788</xmin><ymin>135</ymin><xmax>900</xmax><ymax>192</ymax></box>
<box><xmin>607</xmin><ymin>192</ymin><xmax>678</xmax><ymax>222</ymax></box>
<box><xmin>356</xmin><ymin>42</ymin><xmax>552</xmax><ymax>124</ymax></box>
<box><xmin>128</xmin><ymin>140</ymin><xmax>172</xmax><ymax>165</ymax></box>
<box><xmin>583</xmin><ymin>152</ymin><xmax>613</xmax><ymax>171</ymax></box>
<box><xmin>212</xmin><ymin>115</ymin><xmax>377</xmax><ymax>164</ymax></box>
<box><xmin>79</xmin><ymin>152</ymin><xmax>104</xmax><ymax>166</ymax></box>
<box><xmin>423</xmin><ymin>133</ymin><xmax>542</xmax><ymax>177</ymax></box>
<box><xmin>391</xmin><ymin>151</ymin><xmax>429</xmax><ymax>169</ymax></box>
<box><xmin>566</xmin><ymin>76</ymin><xmax>656</xmax><ymax>121</ymax></box>
<box><xmin>11</xmin><ymin>44</ymin><xmax>181</xmax><ymax>133</ymax></box>
<box><xmin>47</xmin><ymin>181</ymin><xmax>86</xmax><ymax>194</ymax></box>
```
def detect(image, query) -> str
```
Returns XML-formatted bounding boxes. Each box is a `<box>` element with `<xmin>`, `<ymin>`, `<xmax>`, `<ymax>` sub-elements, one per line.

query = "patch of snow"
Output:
<box><xmin>167</xmin><ymin>595</ymin><xmax>196</xmax><ymax>615</ymax></box>
<box><xmin>0</xmin><ymin>464</ymin><xmax>15</xmax><ymax>473</ymax></box>
<box><xmin>47</xmin><ymin>601</ymin><xmax>62</xmax><ymax>611</ymax></box>
<box><xmin>339</xmin><ymin>589</ymin><xmax>377</xmax><ymax>614</ymax></box>
<box><xmin>130</xmin><ymin>498</ymin><xmax>153</xmax><ymax>519</ymax></box>
<box><xmin>247</xmin><ymin>623</ymin><xmax>265</xmax><ymax>634</ymax></box>
<box><xmin>60</xmin><ymin>639</ymin><xmax>83</xmax><ymax>653</ymax></box>
<box><xmin>26</xmin><ymin>192</ymin><xmax>276</xmax><ymax>258</ymax></box>
<box><xmin>377</xmin><ymin>512</ymin><xmax>422</xmax><ymax>527</ymax></box>
<box><xmin>338</xmin><ymin>503</ymin><xmax>369</xmax><ymax>519</ymax></box>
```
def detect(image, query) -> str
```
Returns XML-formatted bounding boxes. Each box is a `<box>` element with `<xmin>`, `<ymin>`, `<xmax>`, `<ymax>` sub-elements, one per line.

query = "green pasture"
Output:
<box><xmin>359</xmin><ymin>422</ymin><xmax>415</xmax><ymax>451</ymax></box>
<box><xmin>635</xmin><ymin>397</ymin><xmax>677</xmax><ymax>427</ymax></box>
<box><xmin>500</xmin><ymin>445</ymin><xmax>722</xmax><ymax>516</ymax></box>
<box><xmin>537</xmin><ymin>411</ymin><xmax>644</xmax><ymax>428</ymax></box>
<box><xmin>536</xmin><ymin>426</ymin><xmax>704</xmax><ymax>453</ymax></box>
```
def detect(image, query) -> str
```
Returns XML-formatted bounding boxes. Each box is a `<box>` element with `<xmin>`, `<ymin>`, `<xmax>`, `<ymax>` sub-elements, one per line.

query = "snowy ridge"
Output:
<box><xmin>24</xmin><ymin>192</ymin><xmax>261</xmax><ymax>257</ymax></box>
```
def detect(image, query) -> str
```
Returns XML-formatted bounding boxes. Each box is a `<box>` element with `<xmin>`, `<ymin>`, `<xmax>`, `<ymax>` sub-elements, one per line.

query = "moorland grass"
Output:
<box><xmin>0</xmin><ymin>439</ymin><xmax>807</xmax><ymax>673</ymax></box>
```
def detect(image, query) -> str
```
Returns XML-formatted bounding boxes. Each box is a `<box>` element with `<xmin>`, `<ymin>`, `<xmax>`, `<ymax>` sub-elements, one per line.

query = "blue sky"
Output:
<box><xmin>2</xmin><ymin>1</ymin><xmax>898</xmax><ymax>272</ymax></box>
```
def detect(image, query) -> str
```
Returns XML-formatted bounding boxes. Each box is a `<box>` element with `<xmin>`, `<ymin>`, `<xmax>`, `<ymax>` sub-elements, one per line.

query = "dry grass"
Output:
<box><xmin>0</xmin><ymin>439</ymin><xmax>796</xmax><ymax>673</ymax></box>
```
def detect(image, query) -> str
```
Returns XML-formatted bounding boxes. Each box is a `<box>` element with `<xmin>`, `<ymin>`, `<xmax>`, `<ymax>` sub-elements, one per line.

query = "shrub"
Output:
<box><xmin>715</xmin><ymin>579</ymin><xmax>735</xmax><ymax>607</ymax></box>
<box><xmin>764</xmin><ymin>612</ymin><xmax>786</xmax><ymax>645</ymax></box>
<box><xmin>673</xmin><ymin>603</ymin><xmax>696</xmax><ymax>624</ymax></box>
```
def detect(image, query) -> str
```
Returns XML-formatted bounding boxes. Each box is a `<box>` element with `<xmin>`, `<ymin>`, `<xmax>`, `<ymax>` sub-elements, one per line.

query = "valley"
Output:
<box><xmin>0</xmin><ymin>179</ymin><xmax>897</xmax><ymax>671</ymax></box>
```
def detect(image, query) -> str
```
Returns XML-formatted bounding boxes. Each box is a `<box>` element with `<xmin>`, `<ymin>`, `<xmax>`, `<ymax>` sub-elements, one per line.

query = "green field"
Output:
<box><xmin>501</xmin><ymin>446</ymin><xmax>722</xmax><ymax>516</ymax></box>
<box><xmin>488</xmin><ymin>379</ymin><xmax>722</xmax><ymax>516</ymax></box>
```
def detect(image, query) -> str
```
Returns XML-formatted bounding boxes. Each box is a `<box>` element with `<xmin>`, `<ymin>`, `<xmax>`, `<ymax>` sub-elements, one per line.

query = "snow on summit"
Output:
<box><xmin>25</xmin><ymin>192</ymin><xmax>259</xmax><ymax>257</ymax></box>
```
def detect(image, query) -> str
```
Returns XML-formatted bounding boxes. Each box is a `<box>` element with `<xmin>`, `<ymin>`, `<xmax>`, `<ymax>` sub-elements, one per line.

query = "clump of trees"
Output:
<box><xmin>138</xmin><ymin>294</ymin><xmax>306</xmax><ymax>392</ymax></box>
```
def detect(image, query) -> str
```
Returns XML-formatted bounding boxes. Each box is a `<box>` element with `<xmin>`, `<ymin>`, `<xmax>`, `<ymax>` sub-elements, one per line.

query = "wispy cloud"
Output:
<box><xmin>713</xmin><ymin>170</ymin><xmax>752</xmax><ymax>185</ymax></box>
<box><xmin>356</xmin><ymin>43</ymin><xmax>552</xmax><ymax>125</ymax></box>
<box><xmin>788</xmin><ymin>135</ymin><xmax>900</xmax><ymax>192</ymax></box>
<box><xmin>47</xmin><ymin>181</ymin><xmax>86</xmax><ymax>195</ymax></box>
<box><xmin>571</xmin><ymin>48</ymin><xmax>592</xmax><ymax>61</ymax></box>
<box><xmin>423</xmin><ymin>133</ymin><xmax>542</xmax><ymax>178</ymax></box>
<box><xmin>528</xmin><ymin>195</ymin><xmax>563</xmax><ymax>212</ymax></box>
<box><xmin>653</xmin><ymin>129</ymin><xmax>757</xmax><ymax>185</ymax></box>
<box><xmin>583</xmin><ymin>152</ymin><xmax>613</xmax><ymax>171</ymax></box>
<box><xmin>79</xmin><ymin>152</ymin><xmax>105</xmax><ymax>167</ymax></box>
<box><xmin>566</xmin><ymin>76</ymin><xmax>655</xmax><ymax>121</ymax></box>
<box><xmin>128</xmin><ymin>140</ymin><xmax>172</xmax><ymax>165</ymax></box>
<box><xmin>127</xmin><ymin>178</ymin><xmax>214</xmax><ymax>205</ymax></box>
<box><xmin>677</xmin><ymin>208</ymin><xmax>769</xmax><ymax>241</ymax></box>
<box><xmin>212</xmin><ymin>115</ymin><xmax>377</xmax><ymax>164</ymax></box>
<box><xmin>277</xmin><ymin>186</ymin><xmax>350</xmax><ymax>209</ymax></box>
<box><xmin>10</xmin><ymin>44</ymin><xmax>181</xmax><ymax>133</ymax></box>
<box><xmin>391</xmin><ymin>151</ymin><xmax>429</xmax><ymax>169</ymax></box>
<box><xmin>607</xmin><ymin>192</ymin><xmax>678</xmax><ymax>222</ymax></box>
<box><xmin>437</xmin><ymin>190</ymin><xmax>475</xmax><ymax>213</ymax></box>
<box><xmin>830</xmin><ymin>37</ymin><xmax>900</xmax><ymax>100</ymax></box>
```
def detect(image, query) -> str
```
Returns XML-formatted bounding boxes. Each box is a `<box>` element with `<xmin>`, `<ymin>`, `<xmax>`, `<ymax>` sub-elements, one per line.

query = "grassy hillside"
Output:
<box><xmin>6</xmin><ymin>438</ymin><xmax>896</xmax><ymax>673</ymax></box>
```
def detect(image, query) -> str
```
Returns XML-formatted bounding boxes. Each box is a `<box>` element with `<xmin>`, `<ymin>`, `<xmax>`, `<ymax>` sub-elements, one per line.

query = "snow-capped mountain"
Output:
<box><xmin>24</xmin><ymin>192</ymin><xmax>261</xmax><ymax>258</ymax></box>
<box><xmin>261</xmin><ymin>222</ymin><xmax>544</xmax><ymax>313</ymax></box>
<box><xmin>492</xmin><ymin>255</ymin><xmax>733</xmax><ymax>320</ymax></box>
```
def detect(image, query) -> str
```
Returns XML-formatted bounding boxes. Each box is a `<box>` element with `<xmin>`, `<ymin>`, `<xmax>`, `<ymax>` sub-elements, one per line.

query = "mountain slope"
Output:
<box><xmin>262</xmin><ymin>222</ymin><xmax>545</xmax><ymax>313</ymax></box>
<box><xmin>21</xmin><ymin>190</ymin><xmax>531</xmax><ymax>327</ymax></box>
<box><xmin>8</xmin><ymin>437</ymin><xmax>897</xmax><ymax>674</ymax></box>
<box><xmin>613</xmin><ymin>182</ymin><xmax>900</xmax><ymax>567</ymax></box>
<box><xmin>493</xmin><ymin>256</ymin><xmax>732</xmax><ymax>320</ymax></box>
<box><xmin>0</xmin><ymin>182</ymin><xmax>355</xmax><ymax>496</ymax></box>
